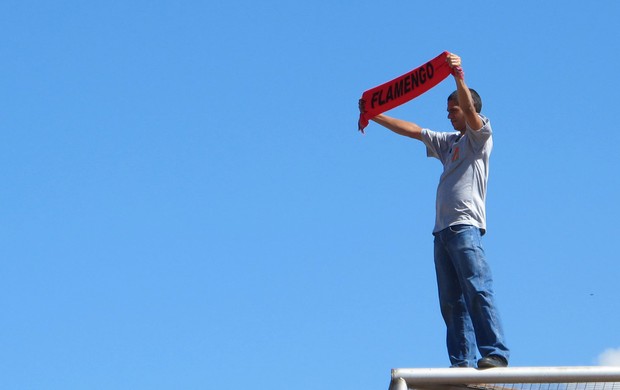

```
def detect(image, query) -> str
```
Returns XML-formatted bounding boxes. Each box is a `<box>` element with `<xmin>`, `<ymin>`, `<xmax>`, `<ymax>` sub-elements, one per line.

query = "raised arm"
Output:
<box><xmin>371</xmin><ymin>113</ymin><xmax>424</xmax><ymax>140</ymax></box>
<box><xmin>447</xmin><ymin>53</ymin><xmax>483</xmax><ymax>131</ymax></box>
<box><xmin>358</xmin><ymin>98</ymin><xmax>424</xmax><ymax>140</ymax></box>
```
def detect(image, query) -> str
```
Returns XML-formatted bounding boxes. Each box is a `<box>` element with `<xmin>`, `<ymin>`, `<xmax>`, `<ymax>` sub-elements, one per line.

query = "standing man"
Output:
<box><xmin>364</xmin><ymin>53</ymin><xmax>509</xmax><ymax>368</ymax></box>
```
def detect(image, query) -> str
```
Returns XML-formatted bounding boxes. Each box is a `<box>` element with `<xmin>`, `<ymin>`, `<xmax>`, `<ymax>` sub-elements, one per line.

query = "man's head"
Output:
<box><xmin>446</xmin><ymin>88</ymin><xmax>482</xmax><ymax>132</ymax></box>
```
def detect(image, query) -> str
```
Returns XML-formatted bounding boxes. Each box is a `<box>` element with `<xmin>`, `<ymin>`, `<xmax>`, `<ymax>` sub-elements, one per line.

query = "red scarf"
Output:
<box><xmin>358</xmin><ymin>51</ymin><xmax>452</xmax><ymax>132</ymax></box>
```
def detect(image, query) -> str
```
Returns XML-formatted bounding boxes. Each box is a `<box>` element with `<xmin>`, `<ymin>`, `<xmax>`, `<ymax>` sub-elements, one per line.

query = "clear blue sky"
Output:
<box><xmin>2</xmin><ymin>1</ymin><xmax>620</xmax><ymax>389</ymax></box>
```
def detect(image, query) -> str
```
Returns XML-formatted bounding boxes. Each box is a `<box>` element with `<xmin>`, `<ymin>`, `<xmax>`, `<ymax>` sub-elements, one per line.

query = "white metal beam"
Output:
<box><xmin>392</xmin><ymin>366</ymin><xmax>620</xmax><ymax>385</ymax></box>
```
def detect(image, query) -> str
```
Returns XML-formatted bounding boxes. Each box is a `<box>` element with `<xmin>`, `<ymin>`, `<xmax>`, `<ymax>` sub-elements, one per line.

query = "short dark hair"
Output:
<box><xmin>448</xmin><ymin>88</ymin><xmax>482</xmax><ymax>113</ymax></box>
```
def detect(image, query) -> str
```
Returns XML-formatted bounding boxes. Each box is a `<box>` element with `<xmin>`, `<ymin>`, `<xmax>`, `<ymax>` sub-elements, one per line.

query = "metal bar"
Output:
<box><xmin>389</xmin><ymin>377</ymin><xmax>409</xmax><ymax>390</ymax></box>
<box><xmin>392</xmin><ymin>367</ymin><xmax>620</xmax><ymax>385</ymax></box>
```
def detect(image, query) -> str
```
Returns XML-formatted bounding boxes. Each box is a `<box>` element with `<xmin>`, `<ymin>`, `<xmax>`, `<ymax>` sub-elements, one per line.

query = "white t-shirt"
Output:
<box><xmin>421</xmin><ymin>115</ymin><xmax>492</xmax><ymax>234</ymax></box>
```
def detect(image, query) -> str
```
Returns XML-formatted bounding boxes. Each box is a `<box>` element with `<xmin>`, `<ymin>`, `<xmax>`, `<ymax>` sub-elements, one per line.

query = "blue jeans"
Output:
<box><xmin>433</xmin><ymin>224</ymin><xmax>509</xmax><ymax>367</ymax></box>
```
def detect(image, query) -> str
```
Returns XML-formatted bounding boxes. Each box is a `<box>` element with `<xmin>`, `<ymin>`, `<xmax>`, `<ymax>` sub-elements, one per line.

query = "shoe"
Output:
<box><xmin>477</xmin><ymin>355</ymin><xmax>508</xmax><ymax>369</ymax></box>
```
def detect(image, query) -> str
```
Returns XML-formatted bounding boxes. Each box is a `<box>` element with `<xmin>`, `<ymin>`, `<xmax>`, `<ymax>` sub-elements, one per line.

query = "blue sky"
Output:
<box><xmin>2</xmin><ymin>0</ymin><xmax>620</xmax><ymax>389</ymax></box>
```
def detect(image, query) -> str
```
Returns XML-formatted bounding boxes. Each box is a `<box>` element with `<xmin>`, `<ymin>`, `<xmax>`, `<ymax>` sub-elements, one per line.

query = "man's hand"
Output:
<box><xmin>447</xmin><ymin>53</ymin><xmax>465</xmax><ymax>79</ymax></box>
<box><xmin>447</xmin><ymin>53</ymin><xmax>461</xmax><ymax>67</ymax></box>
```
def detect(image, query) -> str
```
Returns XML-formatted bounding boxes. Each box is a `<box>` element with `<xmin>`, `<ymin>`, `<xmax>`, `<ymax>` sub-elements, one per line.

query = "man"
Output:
<box><xmin>365</xmin><ymin>53</ymin><xmax>510</xmax><ymax>368</ymax></box>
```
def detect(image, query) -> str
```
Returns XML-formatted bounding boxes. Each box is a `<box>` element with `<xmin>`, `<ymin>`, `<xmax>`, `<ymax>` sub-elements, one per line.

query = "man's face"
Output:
<box><xmin>447</xmin><ymin>100</ymin><xmax>466</xmax><ymax>132</ymax></box>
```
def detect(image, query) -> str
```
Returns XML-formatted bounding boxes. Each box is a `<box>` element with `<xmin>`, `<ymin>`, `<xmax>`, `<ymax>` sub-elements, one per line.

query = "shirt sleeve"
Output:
<box><xmin>421</xmin><ymin>128</ymin><xmax>450</xmax><ymax>162</ymax></box>
<box><xmin>466</xmin><ymin>115</ymin><xmax>492</xmax><ymax>151</ymax></box>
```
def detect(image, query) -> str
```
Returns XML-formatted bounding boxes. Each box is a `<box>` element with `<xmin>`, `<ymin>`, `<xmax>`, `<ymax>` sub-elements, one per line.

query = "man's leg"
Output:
<box><xmin>445</xmin><ymin>225</ymin><xmax>510</xmax><ymax>364</ymax></box>
<box><xmin>434</xmin><ymin>232</ymin><xmax>477</xmax><ymax>367</ymax></box>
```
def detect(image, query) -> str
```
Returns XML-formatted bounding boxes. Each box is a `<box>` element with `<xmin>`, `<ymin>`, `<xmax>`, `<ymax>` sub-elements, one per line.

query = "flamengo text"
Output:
<box><xmin>371</xmin><ymin>62</ymin><xmax>435</xmax><ymax>108</ymax></box>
